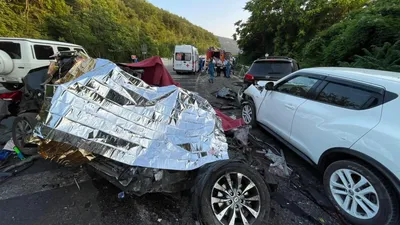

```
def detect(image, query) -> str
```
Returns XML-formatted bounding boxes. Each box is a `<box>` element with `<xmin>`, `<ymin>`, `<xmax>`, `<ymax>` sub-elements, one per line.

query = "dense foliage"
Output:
<box><xmin>0</xmin><ymin>0</ymin><xmax>219</xmax><ymax>61</ymax></box>
<box><xmin>235</xmin><ymin>0</ymin><xmax>400</xmax><ymax>71</ymax></box>
<box><xmin>340</xmin><ymin>41</ymin><xmax>400</xmax><ymax>72</ymax></box>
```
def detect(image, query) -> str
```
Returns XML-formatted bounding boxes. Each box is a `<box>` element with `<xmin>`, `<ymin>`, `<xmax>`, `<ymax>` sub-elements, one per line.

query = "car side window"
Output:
<box><xmin>57</xmin><ymin>47</ymin><xmax>70</xmax><ymax>52</ymax></box>
<box><xmin>74</xmin><ymin>48</ymin><xmax>85</xmax><ymax>54</ymax></box>
<box><xmin>276</xmin><ymin>76</ymin><xmax>319</xmax><ymax>98</ymax></box>
<box><xmin>0</xmin><ymin>42</ymin><xmax>21</xmax><ymax>59</ymax></box>
<box><xmin>316</xmin><ymin>82</ymin><xmax>379</xmax><ymax>110</ymax></box>
<box><xmin>34</xmin><ymin>45</ymin><xmax>54</xmax><ymax>60</ymax></box>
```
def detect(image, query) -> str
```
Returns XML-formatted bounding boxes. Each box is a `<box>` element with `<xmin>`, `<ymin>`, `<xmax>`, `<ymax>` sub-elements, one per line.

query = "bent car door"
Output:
<box><xmin>290</xmin><ymin>77</ymin><xmax>384</xmax><ymax>163</ymax></box>
<box><xmin>257</xmin><ymin>74</ymin><xmax>322</xmax><ymax>140</ymax></box>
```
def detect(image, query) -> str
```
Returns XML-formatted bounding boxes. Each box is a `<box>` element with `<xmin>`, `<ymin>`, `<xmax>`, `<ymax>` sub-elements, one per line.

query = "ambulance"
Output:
<box><xmin>173</xmin><ymin>45</ymin><xmax>199</xmax><ymax>74</ymax></box>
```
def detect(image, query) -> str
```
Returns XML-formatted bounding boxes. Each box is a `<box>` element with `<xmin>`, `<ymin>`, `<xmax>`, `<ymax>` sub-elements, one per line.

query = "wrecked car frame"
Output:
<box><xmin>15</xmin><ymin>53</ymin><xmax>275</xmax><ymax>225</ymax></box>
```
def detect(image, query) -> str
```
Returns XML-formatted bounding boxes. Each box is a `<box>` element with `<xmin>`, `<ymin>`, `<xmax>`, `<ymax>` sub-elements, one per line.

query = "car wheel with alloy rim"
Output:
<box><xmin>241</xmin><ymin>100</ymin><xmax>256</xmax><ymax>127</ymax></box>
<box><xmin>194</xmin><ymin>161</ymin><xmax>270</xmax><ymax>225</ymax></box>
<box><xmin>12</xmin><ymin>113</ymin><xmax>38</xmax><ymax>155</ymax></box>
<box><xmin>323</xmin><ymin>160</ymin><xmax>400</xmax><ymax>225</ymax></box>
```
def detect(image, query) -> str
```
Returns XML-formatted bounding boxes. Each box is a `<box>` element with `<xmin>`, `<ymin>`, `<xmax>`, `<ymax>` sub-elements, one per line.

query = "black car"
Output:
<box><xmin>237</xmin><ymin>56</ymin><xmax>300</xmax><ymax>104</ymax></box>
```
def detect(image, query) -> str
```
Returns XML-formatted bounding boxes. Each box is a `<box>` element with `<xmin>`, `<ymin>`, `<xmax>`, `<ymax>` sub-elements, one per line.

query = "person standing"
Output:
<box><xmin>230</xmin><ymin>58</ymin><xmax>235</xmax><ymax>75</ymax></box>
<box><xmin>198</xmin><ymin>58</ymin><xmax>202</xmax><ymax>73</ymax></box>
<box><xmin>216</xmin><ymin>57</ymin><xmax>222</xmax><ymax>77</ymax></box>
<box><xmin>208</xmin><ymin>58</ymin><xmax>215</xmax><ymax>83</ymax></box>
<box><xmin>225</xmin><ymin>59</ymin><xmax>231</xmax><ymax>78</ymax></box>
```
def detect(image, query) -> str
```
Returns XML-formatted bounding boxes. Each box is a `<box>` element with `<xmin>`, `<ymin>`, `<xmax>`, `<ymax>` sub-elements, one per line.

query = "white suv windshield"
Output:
<box><xmin>0</xmin><ymin>41</ymin><xmax>21</xmax><ymax>59</ymax></box>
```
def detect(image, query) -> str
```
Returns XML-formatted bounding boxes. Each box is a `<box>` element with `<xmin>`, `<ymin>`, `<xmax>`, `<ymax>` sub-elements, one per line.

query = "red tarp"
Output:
<box><xmin>121</xmin><ymin>56</ymin><xmax>180</xmax><ymax>87</ymax></box>
<box><xmin>122</xmin><ymin>56</ymin><xmax>243</xmax><ymax>131</ymax></box>
<box><xmin>215</xmin><ymin>109</ymin><xmax>244</xmax><ymax>131</ymax></box>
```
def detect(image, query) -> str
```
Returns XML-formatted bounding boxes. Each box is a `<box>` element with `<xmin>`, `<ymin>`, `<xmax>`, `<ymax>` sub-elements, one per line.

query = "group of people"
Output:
<box><xmin>207</xmin><ymin>57</ymin><xmax>233</xmax><ymax>83</ymax></box>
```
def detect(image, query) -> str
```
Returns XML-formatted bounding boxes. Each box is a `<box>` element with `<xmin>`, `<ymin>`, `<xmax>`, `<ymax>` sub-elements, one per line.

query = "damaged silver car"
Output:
<box><xmin>16</xmin><ymin>52</ymin><xmax>275</xmax><ymax>225</ymax></box>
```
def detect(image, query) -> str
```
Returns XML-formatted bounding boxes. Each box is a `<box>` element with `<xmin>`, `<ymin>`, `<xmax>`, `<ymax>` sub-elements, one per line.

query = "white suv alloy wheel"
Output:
<box><xmin>330</xmin><ymin>169</ymin><xmax>379</xmax><ymax>219</ymax></box>
<box><xmin>242</xmin><ymin>104</ymin><xmax>253</xmax><ymax>124</ymax></box>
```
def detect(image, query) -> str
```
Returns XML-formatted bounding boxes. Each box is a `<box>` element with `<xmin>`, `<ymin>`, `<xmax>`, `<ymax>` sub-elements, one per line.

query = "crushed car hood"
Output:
<box><xmin>34</xmin><ymin>58</ymin><xmax>228</xmax><ymax>170</ymax></box>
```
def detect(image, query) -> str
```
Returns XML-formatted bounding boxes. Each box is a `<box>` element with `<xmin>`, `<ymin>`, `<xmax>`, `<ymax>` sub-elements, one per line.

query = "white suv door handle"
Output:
<box><xmin>285</xmin><ymin>104</ymin><xmax>296</xmax><ymax>110</ymax></box>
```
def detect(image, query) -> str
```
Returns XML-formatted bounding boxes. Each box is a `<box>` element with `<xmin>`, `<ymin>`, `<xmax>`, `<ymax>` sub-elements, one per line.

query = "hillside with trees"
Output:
<box><xmin>217</xmin><ymin>36</ymin><xmax>240</xmax><ymax>55</ymax></box>
<box><xmin>0</xmin><ymin>0</ymin><xmax>220</xmax><ymax>62</ymax></box>
<box><xmin>234</xmin><ymin>0</ymin><xmax>400</xmax><ymax>72</ymax></box>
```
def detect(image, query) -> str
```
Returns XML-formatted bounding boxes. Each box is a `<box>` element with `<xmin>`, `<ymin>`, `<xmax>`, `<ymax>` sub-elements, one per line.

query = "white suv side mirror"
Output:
<box><xmin>265</xmin><ymin>82</ymin><xmax>274</xmax><ymax>90</ymax></box>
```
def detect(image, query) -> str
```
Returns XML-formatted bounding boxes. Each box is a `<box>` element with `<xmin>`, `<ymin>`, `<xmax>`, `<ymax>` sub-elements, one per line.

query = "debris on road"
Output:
<box><xmin>2</xmin><ymin>138</ymin><xmax>14</xmax><ymax>151</ymax></box>
<box><xmin>214</xmin><ymin>87</ymin><xmax>237</xmax><ymax>101</ymax></box>
<box><xmin>1</xmin><ymin>154</ymin><xmax>40</xmax><ymax>172</ymax></box>
<box><xmin>12</xmin><ymin>146</ymin><xmax>25</xmax><ymax>160</ymax></box>
<box><xmin>210</xmin><ymin>101</ymin><xmax>238</xmax><ymax>110</ymax></box>
<box><xmin>74</xmin><ymin>177</ymin><xmax>81</xmax><ymax>190</ymax></box>
<box><xmin>263</xmin><ymin>149</ymin><xmax>292</xmax><ymax>177</ymax></box>
<box><xmin>118</xmin><ymin>191</ymin><xmax>125</xmax><ymax>199</ymax></box>
<box><xmin>233</xmin><ymin>125</ymin><xmax>250</xmax><ymax>147</ymax></box>
<box><xmin>0</xmin><ymin>150</ymin><xmax>11</xmax><ymax>161</ymax></box>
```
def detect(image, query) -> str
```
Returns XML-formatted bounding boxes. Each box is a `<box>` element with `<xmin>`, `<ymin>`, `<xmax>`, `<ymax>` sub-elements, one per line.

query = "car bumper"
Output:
<box><xmin>0</xmin><ymin>76</ymin><xmax>23</xmax><ymax>83</ymax></box>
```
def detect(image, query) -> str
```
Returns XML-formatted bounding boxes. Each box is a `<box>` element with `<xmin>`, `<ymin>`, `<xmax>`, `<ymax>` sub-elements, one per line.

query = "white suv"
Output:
<box><xmin>242</xmin><ymin>67</ymin><xmax>400</xmax><ymax>225</ymax></box>
<box><xmin>0</xmin><ymin>38</ymin><xmax>86</xmax><ymax>90</ymax></box>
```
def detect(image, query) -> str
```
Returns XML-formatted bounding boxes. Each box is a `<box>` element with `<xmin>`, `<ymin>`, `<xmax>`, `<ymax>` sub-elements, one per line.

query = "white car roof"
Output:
<box><xmin>0</xmin><ymin>37</ymin><xmax>83</xmax><ymax>48</ymax></box>
<box><xmin>301</xmin><ymin>67</ymin><xmax>400</xmax><ymax>87</ymax></box>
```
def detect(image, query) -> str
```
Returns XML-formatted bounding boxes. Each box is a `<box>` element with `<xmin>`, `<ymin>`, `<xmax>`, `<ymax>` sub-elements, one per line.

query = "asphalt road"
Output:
<box><xmin>0</xmin><ymin>64</ymin><xmax>343</xmax><ymax>225</ymax></box>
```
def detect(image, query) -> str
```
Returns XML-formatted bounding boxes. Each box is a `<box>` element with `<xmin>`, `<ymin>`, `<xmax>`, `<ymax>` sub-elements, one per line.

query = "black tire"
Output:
<box><xmin>12</xmin><ymin>112</ymin><xmax>38</xmax><ymax>155</ymax></box>
<box><xmin>194</xmin><ymin>161</ymin><xmax>270</xmax><ymax>225</ymax></box>
<box><xmin>323</xmin><ymin>160</ymin><xmax>400</xmax><ymax>225</ymax></box>
<box><xmin>1</xmin><ymin>83</ymin><xmax>23</xmax><ymax>91</ymax></box>
<box><xmin>241</xmin><ymin>100</ymin><xmax>257</xmax><ymax>127</ymax></box>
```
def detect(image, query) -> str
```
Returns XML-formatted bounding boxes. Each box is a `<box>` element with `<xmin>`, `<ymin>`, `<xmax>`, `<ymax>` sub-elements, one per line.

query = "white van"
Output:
<box><xmin>0</xmin><ymin>38</ymin><xmax>87</xmax><ymax>90</ymax></box>
<box><xmin>173</xmin><ymin>45</ymin><xmax>198</xmax><ymax>74</ymax></box>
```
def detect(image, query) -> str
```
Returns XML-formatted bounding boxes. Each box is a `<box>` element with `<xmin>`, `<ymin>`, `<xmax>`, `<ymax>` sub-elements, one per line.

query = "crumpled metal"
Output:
<box><xmin>33</xmin><ymin>58</ymin><xmax>229</xmax><ymax>170</ymax></box>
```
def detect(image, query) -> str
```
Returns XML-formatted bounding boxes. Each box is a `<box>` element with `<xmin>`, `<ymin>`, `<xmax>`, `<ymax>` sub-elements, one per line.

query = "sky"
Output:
<box><xmin>147</xmin><ymin>0</ymin><xmax>250</xmax><ymax>39</ymax></box>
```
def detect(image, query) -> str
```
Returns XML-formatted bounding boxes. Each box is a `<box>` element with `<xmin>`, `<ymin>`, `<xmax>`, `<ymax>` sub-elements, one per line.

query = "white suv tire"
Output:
<box><xmin>323</xmin><ymin>160</ymin><xmax>400</xmax><ymax>225</ymax></box>
<box><xmin>241</xmin><ymin>100</ymin><xmax>257</xmax><ymax>127</ymax></box>
<box><xmin>0</xmin><ymin>50</ymin><xmax>14</xmax><ymax>75</ymax></box>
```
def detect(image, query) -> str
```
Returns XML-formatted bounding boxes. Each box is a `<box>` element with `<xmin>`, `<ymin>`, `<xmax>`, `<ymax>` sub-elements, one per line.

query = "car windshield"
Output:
<box><xmin>249</xmin><ymin>61</ymin><xmax>292</xmax><ymax>76</ymax></box>
<box><xmin>0</xmin><ymin>41</ymin><xmax>21</xmax><ymax>59</ymax></box>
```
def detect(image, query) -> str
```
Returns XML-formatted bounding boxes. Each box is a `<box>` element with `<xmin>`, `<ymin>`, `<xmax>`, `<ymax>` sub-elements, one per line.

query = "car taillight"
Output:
<box><xmin>0</xmin><ymin>91</ymin><xmax>22</xmax><ymax>101</ymax></box>
<box><xmin>244</xmin><ymin>73</ymin><xmax>254</xmax><ymax>81</ymax></box>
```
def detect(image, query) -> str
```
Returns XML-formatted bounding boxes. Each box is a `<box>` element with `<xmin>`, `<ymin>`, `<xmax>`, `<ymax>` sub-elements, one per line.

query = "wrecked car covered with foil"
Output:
<box><xmin>26</xmin><ymin>54</ymin><xmax>273</xmax><ymax>225</ymax></box>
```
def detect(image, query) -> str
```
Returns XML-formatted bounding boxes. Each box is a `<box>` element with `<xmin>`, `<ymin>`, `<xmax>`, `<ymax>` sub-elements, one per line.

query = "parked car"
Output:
<box><xmin>0</xmin><ymin>37</ymin><xmax>87</xmax><ymax>90</ymax></box>
<box><xmin>241</xmin><ymin>67</ymin><xmax>400</xmax><ymax>225</ymax></box>
<box><xmin>237</xmin><ymin>56</ymin><xmax>300</xmax><ymax>105</ymax></box>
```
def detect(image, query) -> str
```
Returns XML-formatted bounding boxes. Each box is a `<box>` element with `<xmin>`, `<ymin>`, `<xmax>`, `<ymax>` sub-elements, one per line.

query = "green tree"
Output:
<box><xmin>302</xmin><ymin>0</ymin><xmax>400</xmax><ymax>67</ymax></box>
<box><xmin>0</xmin><ymin>0</ymin><xmax>220</xmax><ymax>62</ymax></box>
<box><xmin>340</xmin><ymin>41</ymin><xmax>400</xmax><ymax>72</ymax></box>
<box><xmin>235</xmin><ymin>0</ymin><xmax>369</xmax><ymax>64</ymax></box>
